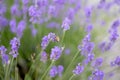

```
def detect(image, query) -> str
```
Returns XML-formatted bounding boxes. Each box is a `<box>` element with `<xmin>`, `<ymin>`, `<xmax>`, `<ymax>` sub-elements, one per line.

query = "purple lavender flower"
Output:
<box><xmin>41</xmin><ymin>36</ymin><xmax>49</xmax><ymax>50</ymax></box>
<box><xmin>0</xmin><ymin>4</ymin><xmax>6</xmax><ymax>15</ymax></box>
<box><xmin>10</xmin><ymin>4</ymin><xmax>21</xmax><ymax>17</ymax></box>
<box><xmin>37</xmin><ymin>0</ymin><xmax>48</xmax><ymax>7</ymax></box>
<box><xmin>49</xmin><ymin>66</ymin><xmax>58</xmax><ymax>77</ymax></box>
<box><xmin>97</xmin><ymin>0</ymin><xmax>106</xmax><ymax>9</ymax></box>
<box><xmin>91</xmin><ymin>58</ymin><xmax>103</xmax><ymax>68</ymax></box>
<box><xmin>67</xmin><ymin>8</ymin><xmax>75</xmax><ymax>20</ymax></box>
<box><xmin>30</xmin><ymin>25</ymin><xmax>37</xmax><ymax>37</ymax></box>
<box><xmin>28</xmin><ymin>5</ymin><xmax>42</xmax><ymax>23</ymax></box>
<box><xmin>111</xmin><ymin>20</ymin><xmax>120</xmax><ymax>29</ymax></box>
<box><xmin>61</xmin><ymin>17</ymin><xmax>71</xmax><ymax>31</ymax></box>
<box><xmin>109</xmin><ymin>31</ymin><xmax>119</xmax><ymax>42</ymax></box>
<box><xmin>53</xmin><ymin>0</ymin><xmax>66</xmax><ymax>5</ymax></box>
<box><xmin>22</xmin><ymin>0</ymin><xmax>29</xmax><ymax>5</ymax></box>
<box><xmin>0</xmin><ymin>16</ymin><xmax>8</xmax><ymax>30</ymax></box>
<box><xmin>114</xmin><ymin>0</ymin><xmax>120</xmax><ymax>5</ymax></box>
<box><xmin>29</xmin><ymin>6</ymin><xmax>38</xmax><ymax>17</ymax></box>
<box><xmin>47</xmin><ymin>22</ymin><xmax>60</xmax><ymax>29</ymax></box>
<box><xmin>0</xmin><ymin>46</ymin><xmax>7</xmax><ymax>55</ymax></box>
<box><xmin>90</xmin><ymin>69</ymin><xmax>104</xmax><ymax>80</ymax></box>
<box><xmin>64</xmin><ymin>48</ymin><xmax>70</xmax><ymax>55</ymax></box>
<box><xmin>87</xmin><ymin>53</ymin><xmax>94</xmax><ymax>62</ymax></box>
<box><xmin>17</xmin><ymin>20</ymin><xmax>26</xmax><ymax>38</ymax></box>
<box><xmin>86</xmin><ymin>24</ymin><xmax>93</xmax><ymax>33</ymax></box>
<box><xmin>50</xmin><ymin>46</ymin><xmax>62</xmax><ymax>61</ymax></box>
<box><xmin>84</xmin><ymin>7</ymin><xmax>92</xmax><ymax>18</ymax></box>
<box><xmin>41</xmin><ymin>33</ymin><xmax>57</xmax><ymax>50</ymax></box>
<box><xmin>99</xmin><ymin>41</ymin><xmax>106</xmax><ymax>52</ymax></box>
<box><xmin>73</xmin><ymin>63</ymin><xmax>84</xmax><ymax>75</ymax></box>
<box><xmin>83</xmin><ymin>33</ymin><xmax>91</xmax><ymax>43</ymax></box>
<box><xmin>10</xmin><ymin>37</ymin><xmax>20</xmax><ymax>58</ymax></box>
<box><xmin>47</xmin><ymin>32</ymin><xmax>57</xmax><ymax>42</ymax></box>
<box><xmin>9</xmin><ymin>19</ymin><xmax>16</xmax><ymax>33</ymax></box>
<box><xmin>0</xmin><ymin>46</ymin><xmax>9</xmax><ymax>64</ymax></box>
<box><xmin>110</xmin><ymin>56</ymin><xmax>120</xmax><ymax>67</ymax></box>
<box><xmin>114</xmin><ymin>56</ymin><xmax>120</xmax><ymax>66</ymax></box>
<box><xmin>57</xmin><ymin>65</ymin><xmax>64</xmax><ymax>77</ymax></box>
<box><xmin>40</xmin><ymin>51</ymin><xmax>47</xmax><ymax>63</ymax></box>
<box><xmin>48</xmin><ymin>5</ymin><xmax>56</xmax><ymax>16</ymax></box>
<box><xmin>1</xmin><ymin>53</ymin><xmax>9</xmax><ymax>64</ymax></box>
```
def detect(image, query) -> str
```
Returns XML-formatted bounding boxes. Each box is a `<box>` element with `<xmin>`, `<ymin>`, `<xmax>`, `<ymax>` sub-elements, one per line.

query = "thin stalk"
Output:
<box><xmin>69</xmin><ymin>74</ymin><xmax>75</xmax><ymax>80</ymax></box>
<box><xmin>15</xmin><ymin>58</ymin><xmax>18</xmax><ymax>80</ymax></box>
<box><xmin>27</xmin><ymin>50</ymin><xmax>43</xmax><ymax>76</ymax></box>
<box><xmin>5</xmin><ymin>64</ymin><xmax>9</xmax><ymax>80</ymax></box>
<box><xmin>61</xmin><ymin>30</ymin><xmax>66</xmax><ymax>44</ymax></box>
<box><xmin>15</xmin><ymin>67</ymin><xmax>18</xmax><ymax>80</ymax></box>
<box><xmin>40</xmin><ymin>61</ymin><xmax>54</xmax><ymax>80</ymax></box>
<box><xmin>63</xmin><ymin>50</ymin><xmax>80</xmax><ymax>78</ymax></box>
<box><xmin>6</xmin><ymin>57</ymin><xmax>14</xmax><ymax>80</ymax></box>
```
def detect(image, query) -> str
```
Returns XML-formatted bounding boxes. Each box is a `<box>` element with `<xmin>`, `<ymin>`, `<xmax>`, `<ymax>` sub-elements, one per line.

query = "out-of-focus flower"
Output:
<box><xmin>0</xmin><ymin>46</ymin><xmax>9</xmax><ymax>64</ymax></box>
<box><xmin>61</xmin><ymin>17</ymin><xmax>71</xmax><ymax>31</ymax></box>
<box><xmin>0</xmin><ymin>46</ymin><xmax>7</xmax><ymax>55</ymax></box>
<box><xmin>17</xmin><ymin>20</ymin><xmax>26</xmax><ymax>38</ymax></box>
<box><xmin>49</xmin><ymin>65</ymin><xmax>64</xmax><ymax>77</ymax></box>
<box><xmin>41</xmin><ymin>36</ymin><xmax>49</xmax><ymax>50</ymax></box>
<box><xmin>50</xmin><ymin>46</ymin><xmax>62</xmax><ymax>61</ymax></box>
<box><xmin>89</xmin><ymin>69</ymin><xmax>104</xmax><ymax>80</ymax></box>
<box><xmin>49</xmin><ymin>66</ymin><xmax>58</xmax><ymax>77</ymax></box>
<box><xmin>40</xmin><ymin>51</ymin><xmax>47</xmax><ymax>63</ymax></box>
<box><xmin>64</xmin><ymin>48</ymin><xmax>70</xmax><ymax>55</ymax></box>
<box><xmin>9</xmin><ymin>19</ymin><xmax>17</xmax><ymax>33</ymax></box>
<box><xmin>86</xmin><ymin>24</ymin><xmax>93</xmax><ymax>33</ymax></box>
<box><xmin>57</xmin><ymin>65</ymin><xmax>64</xmax><ymax>77</ymax></box>
<box><xmin>91</xmin><ymin>58</ymin><xmax>103</xmax><ymax>68</ymax></box>
<box><xmin>111</xmin><ymin>56</ymin><xmax>120</xmax><ymax>66</ymax></box>
<box><xmin>0</xmin><ymin>16</ymin><xmax>8</xmax><ymax>30</ymax></box>
<box><xmin>11</xmin><ymin>4</ymin><xmax>21</xmax><ymax>17</ymax></box>
<box><xmin>73</xmin><ymin>63</ymin><xmax>84</xmax><ymax>75</ymax></box>
<box><xmin>0</xmin><ymin>4</ymin><xmax>6</xmax><ymax>15</ymax></box>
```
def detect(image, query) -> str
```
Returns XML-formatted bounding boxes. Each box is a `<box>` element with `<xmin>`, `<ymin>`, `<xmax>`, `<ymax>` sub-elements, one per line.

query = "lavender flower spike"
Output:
<box><xmin>50</xmin><ymin>46</ymin><xmax>62</xmax><ymax>61</ymax></box>
<box><xmin>73</xmin><ymin>63</ymin><xmax>84</xmax><ymax>75</ymax></box>
<box><xmin>61</xmin><ymin>17</ymin><xmax>71</xmax><ymax>31</ymax></box>
<box><xmin>10</xmin><ymin>37</ymin><xmax>20</xmax><ymax>58</ymax></box>
<box><xmin>0</xmin><ymin>46</ymin><xmax>9</xmax><ymax>64</ymax></box>
<box><xmin>40</xmin><ymin>51</ymin><xmax>47</xmax><ymax>63</ymax></box>
<box><xmin>49</xmin><ymin>66</ymin><xmax>58</xmax><ymax>77</ymax></box>
<box><xmin>58</xmin><ymin>65</ymin><xmax>64</xmax><ymax>77</ymax></box>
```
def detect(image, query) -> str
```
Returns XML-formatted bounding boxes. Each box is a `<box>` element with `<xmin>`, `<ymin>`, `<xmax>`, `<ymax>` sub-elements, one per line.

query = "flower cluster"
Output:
<box><xmin>73</xmin><ymin>63</ymin><xmax>84</xmax><ymax>75</ymax></box>
<box><xmin>10</xmin><ymin>37</ymin><xmax>20</xmax><ymax>58</ymax></box>
<box><xmin>89</xmin><ymin>69</ymin><xmax>104</xmax><ymax>80</ymax></box>
<box><xmin>99</xmin><ymin>19</ymin><xmax>120</xmax><ymax>52</ymax></box>
<box><xmin>40</xmin><ymin>51</ymin><xmax>47</xmax><ymax>63</ymax></box>
<box><xmin>41</xmin><ymin>32</ymin><xmax>58</xmax><ymax>50</ymax></box>
<box><xmin>50</xmin><ymin>46</ymin><xmax>62</xmax><ymax>61</ymax></box>
<box><xmin>49</xmin><ymin>65</ymin><xmax>64</xmax><ymax>77</ymax></box>
<box><xmin>111</xmin><ymin>56</ymin><xmax>120</xmax><ymax>67</ymax></box>
<box><xmin>0</xmin><ymin>46</ymin><xmax>9</xmax><ymax>64</ymax></box>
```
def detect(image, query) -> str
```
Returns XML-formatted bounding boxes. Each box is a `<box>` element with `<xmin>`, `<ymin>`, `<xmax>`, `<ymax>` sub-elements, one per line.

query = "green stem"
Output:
<box><xmin>63</xmin><ymin>50</ymin><xmax>80</xmax><ymax>78</ymax></box>
<box><xmin>15</xmin><ymin>58</ymin><xmax>18</xmax><ymax>80</ymax></box>
<box><xmin>27</xmin><ymin>50</ymin><xmax>43</xmax><ymax>76</ymax></box>
<box><xmin>5</xmin><ymin>64</ymin><xmax>9</xmax><ymax>80</ymax></box>
<box><xmin>61</xmin><ymin>30</ymin><xmax>66</xmax><ymax>44</ymax></box>
<box><xmin>15</xmin><ymin>67</ymin><xmax>18</xmax><ymax>80</ymax></box>
<box><xmin>6</xmin><ymin>57</ymin><xmax>14</xmax><ymax>80</ymax></box>
<box><xmin>40</xmin><ymin>61</ymin><xmax>54</xmax><ymax>80</ymax></box>
<box><xmin>69</xmin><ymin>74</ymin><xmax>75</xmax><ymax>80</ymax></box>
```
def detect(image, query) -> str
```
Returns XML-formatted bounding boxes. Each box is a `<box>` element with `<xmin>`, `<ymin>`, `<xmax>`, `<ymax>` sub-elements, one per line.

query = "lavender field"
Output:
<box><xmin>0</xmin><ymin>0</ymin><xmax>120</xmax><ymax>80</ymax></box>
